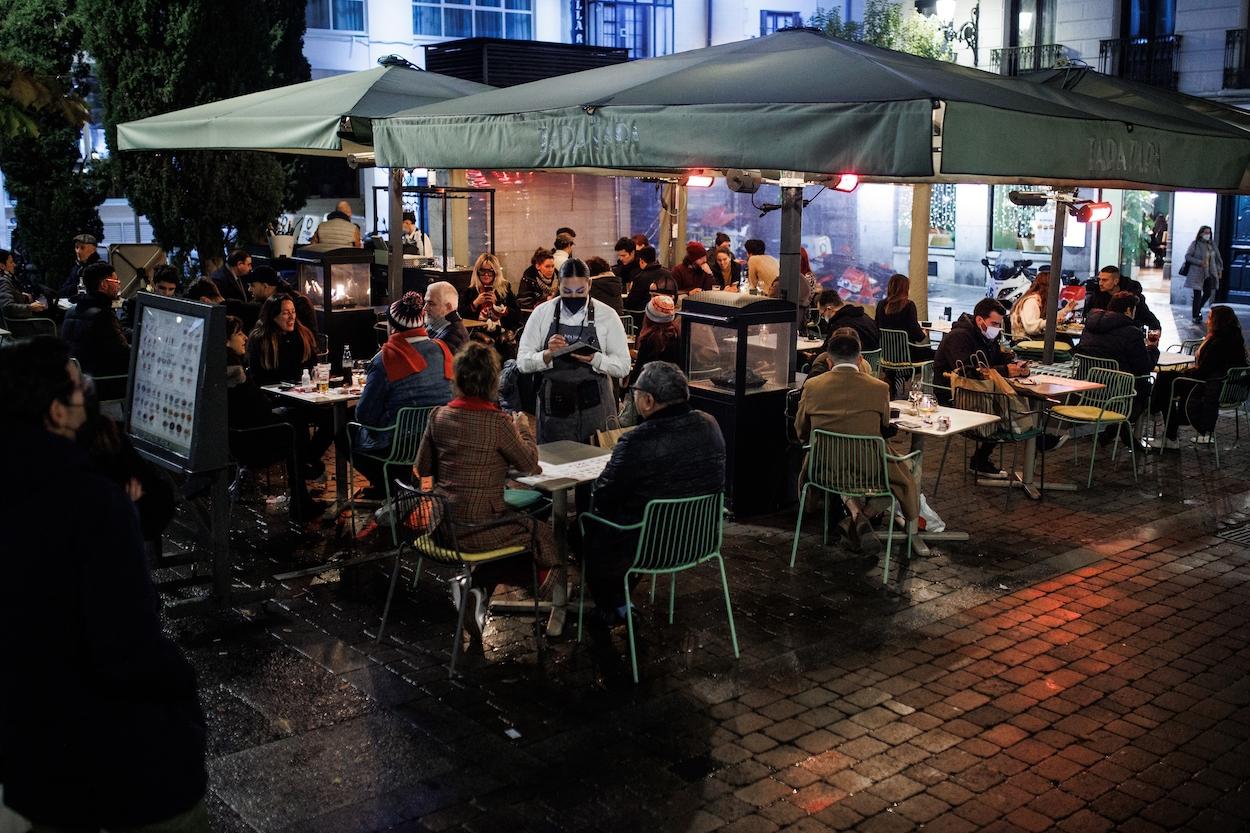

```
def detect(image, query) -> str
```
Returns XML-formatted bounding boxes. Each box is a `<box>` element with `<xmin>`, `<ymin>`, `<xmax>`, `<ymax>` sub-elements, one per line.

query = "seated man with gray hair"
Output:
<box><xmin>584</xmin><ymin>361</ymin><xmax>726</xmax><ymax>625</ymax></box>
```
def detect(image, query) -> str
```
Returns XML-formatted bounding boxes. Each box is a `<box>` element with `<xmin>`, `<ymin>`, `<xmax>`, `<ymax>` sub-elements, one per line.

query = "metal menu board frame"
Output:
<box><xmin>125</xmin><ymin>294</ymin><xmax>228</xmax><ymax>473</ymax></box>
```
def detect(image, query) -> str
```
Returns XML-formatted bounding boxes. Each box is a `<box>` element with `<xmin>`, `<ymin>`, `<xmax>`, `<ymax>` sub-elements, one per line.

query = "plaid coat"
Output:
<box><xmin>417</xmin><ymin>404</ymin><xmax>556</xmax><ymax>565</ymax></box>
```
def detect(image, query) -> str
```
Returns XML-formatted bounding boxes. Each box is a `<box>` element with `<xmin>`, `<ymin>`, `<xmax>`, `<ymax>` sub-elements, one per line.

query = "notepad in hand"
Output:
<box><xmin>552</xmin><ymin>341</ymin><xmax>598</xmax><ymax>358</ymax></box>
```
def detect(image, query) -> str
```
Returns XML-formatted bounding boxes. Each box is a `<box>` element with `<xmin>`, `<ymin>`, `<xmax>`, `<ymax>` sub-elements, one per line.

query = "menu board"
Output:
<box><xmin>126</xmin><ymin>295</ymin><xmax>227</xmax><ymax>473</ymax></box>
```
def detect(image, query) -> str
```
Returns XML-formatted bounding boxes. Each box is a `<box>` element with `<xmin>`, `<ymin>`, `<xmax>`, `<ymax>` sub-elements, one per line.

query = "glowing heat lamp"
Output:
<box><xmin>681</xmin><ymin>173</ymin><xmax>715</xmax><ymax>188</ymax></box>
<box><xmin>1073</xmin><ymin>201</ymin><xmax>1113</xmax><ymax>223</ymax></box>
<box><xmin>832</xmin><ymin>173</ymin><xmax>859</xmax><ymax>192</ymax></box>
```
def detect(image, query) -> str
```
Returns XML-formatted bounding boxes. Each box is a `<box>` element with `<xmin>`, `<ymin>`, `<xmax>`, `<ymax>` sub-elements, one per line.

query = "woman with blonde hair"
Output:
<box><xmin>459</xmin><ymin>252</ymin><xmax>522</xmax><ymax>342</ymax></box>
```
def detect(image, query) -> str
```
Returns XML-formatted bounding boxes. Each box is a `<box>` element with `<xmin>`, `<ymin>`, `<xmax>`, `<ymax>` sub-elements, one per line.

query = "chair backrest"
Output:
<box><xmin>618</xmin><ymin>314</ymin><xmax>636</xmax><ymax>337</ymax></box>
<box><xmin>805</xmin><ymin>429</ymin><xmax>892</xmax><ymax>500</ymax></box>
<box><xmin>387</xmin><ymin>405</ymin><xmax>437</xmax><ymax>465</ymax></box>
<box><xmin>392</xmin><ymin>485</ymin><xmax>457</xmax><ymax>558</ymax></box>
<box><xmin>1073</xmin><ymin>353</ymin><xmax>1118</xmax><ymax>381</ymax></box>
<box><xmin>1219</xmin><ymin>366</ymin><xmax>1250</xmax><ymax>408</ymax></box>
<box><xmin>861</xmin><ymin>348</ymin><xmax>882</xmax><ymax>375</ymax></box>
<box><xmin>1178</xmin><ymin>339</ymin><xmax>1202</xmax><ymax>355</ymax></box>
<box><xmin>2</xmin><ymin>317</ymin><xmax>57</xmax><ymax>339</ymax></box>
<box><xmin>879</xmin><ymin>329</ymin><xmax>912</xmax><ymax>365</ymax></box>
<box><xmin>631</xmin><ymin>493</ymin><xmax>725</xmax><ymax>572</ymax></box>
<box><xmin>1083</xmin><ymin>367</ymin><xmax>1136</xmax><ymax>411</ymax></box>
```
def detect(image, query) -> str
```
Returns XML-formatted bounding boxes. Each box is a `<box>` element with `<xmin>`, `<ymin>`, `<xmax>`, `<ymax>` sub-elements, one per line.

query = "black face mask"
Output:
<box><xmin>561</xmin><ymin>297</ymin><xmax>587</xmax><ymax>314</ymax></box>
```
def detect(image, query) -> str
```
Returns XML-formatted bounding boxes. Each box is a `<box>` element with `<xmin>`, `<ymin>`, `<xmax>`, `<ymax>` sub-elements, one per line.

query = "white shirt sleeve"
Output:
<box><xmin>589</xmin><ymin>300</ymin><xmax>632</xmax><ymax>379</ymax></box>
<box><xmin>516</xmin><ymin>299</ymin><xmax>556</xmax><ymax>373</ymax></box>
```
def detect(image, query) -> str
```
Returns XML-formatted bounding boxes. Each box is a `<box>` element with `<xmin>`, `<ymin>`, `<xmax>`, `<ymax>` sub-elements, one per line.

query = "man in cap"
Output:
<box><xmin>672</xmin><ymin>241</ymin><xmax>715</xmax><ymax>293</ymax></box>
<box><xmin>246</xmin><ymin>265</ymin><xmax>316</xmax><ymax>333</ymax></box>
<box><xmin>59</xmin><ymin>233</ymin><xmax>102</xmax><ymax>299</ymax></box>
<box><xmin>350</xmin><ymin>291</ymin><xmax>453</xmax><ymax>495</ymax></box>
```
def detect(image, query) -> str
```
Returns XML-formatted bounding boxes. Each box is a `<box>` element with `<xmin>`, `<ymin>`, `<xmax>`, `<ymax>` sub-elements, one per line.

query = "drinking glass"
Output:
<box><xmin>314</xmin><ymin>334</ymin><xmax>330</xmax><ymax>365</ymax></box>
<box><xmin>908</xmin><ymin>380</ymin><xmax>923</xmax><ymax>415</ymax></box>
<box><xmin>920</xmin><ymin>394</ymin><xmax>937</xmax><ymax>425</ymax></box>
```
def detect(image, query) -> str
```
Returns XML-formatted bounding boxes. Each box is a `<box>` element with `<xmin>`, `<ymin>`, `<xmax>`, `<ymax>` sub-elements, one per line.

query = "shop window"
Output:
<box><xmin>306</xmin><ymin>0</ymin><xmax>365</xmax><ymax>32</ymax></box>
<box><xmin>896</xmin><ymin>184</ymin><xmax>957</xmax><ymax>249</ymax></box>
<box><xmin>761</xmin><ymin>11</ymin><xmax>802</xmax><ymax>36</ymax></box>
<box><xmin>588</xmin><ymin>0</ymin><xmax>674</xmax><ymax>59</ymax></box>
<box><xmin>413</xmin><ymin>0</ymin><xmax>533</xmax><ymax>39</ymax></box>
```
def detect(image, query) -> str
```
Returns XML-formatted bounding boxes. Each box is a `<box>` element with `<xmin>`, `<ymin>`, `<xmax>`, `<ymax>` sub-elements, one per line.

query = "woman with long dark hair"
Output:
<box><xmin>1152</xmin><ymin>305</ymin><xmax>1247</xmax><ymax>448</ymax></box>
<box><xmin>874</xmin><ymin>274</ymin><xmax>932</xmax><ymax>360</ymax></box>
<box><xmin>246</xmin><ymin>294</ymin><xmax>317</xmax><ymax>386</ymax></box>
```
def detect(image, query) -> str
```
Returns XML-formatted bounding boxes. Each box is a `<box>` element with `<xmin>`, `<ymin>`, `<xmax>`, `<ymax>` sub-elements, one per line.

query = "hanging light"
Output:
<box><xmin>680</xmin><ymin>173</ymin><xmax>715</xmax><ymax>188</ymax></box>
<box><xmin>832</xmin><ymin>173</ymin><xmax>860</xmax><ymax>192</ymax></box>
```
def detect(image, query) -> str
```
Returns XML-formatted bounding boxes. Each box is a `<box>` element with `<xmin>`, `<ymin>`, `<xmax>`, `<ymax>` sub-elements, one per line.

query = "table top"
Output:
<box><xmin>890</xmin><ymin>400</ymin><xmax>999</xmax><ymax>437</ymax></box>
<box><xmin>1055</xmin><ymin>322</ymin><xmax>1085</xmax><ymax>336</ymax></box>
<box><xmin>1155</xmin><ymin>351</ymin><xmax>1197</xmax><ymax>368</ymax></box>
<box><xmin>726</xmin><ymin>333</ymin><xmax>824</xmax><ymax>351</ymax></box>
<box><xmin>516</xmin><ymin>441</ymin><xmax>612</xmax><ymax>491</ymax></box>
<box><xmin>1012</xmin><ymin>374</ymin><xmax>1104</xmax><ymax>398</ymax></box>
<box><xmin>923</xmin><ymin>320</ymin><xmax>953</xmax><ymax>334</ymax></box>
<box><xmin>462</xmin><ymin>319</ymin><xmax>488</xmax><ymax>329</ymax></box>
<box><xmin>262</xmin><ymin>383</ymin><xmax>360</xmax><ymax>405</ymax></box>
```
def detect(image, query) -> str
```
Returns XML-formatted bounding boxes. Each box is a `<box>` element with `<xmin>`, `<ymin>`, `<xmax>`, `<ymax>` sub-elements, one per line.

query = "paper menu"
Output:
<box><xmin>129</xmin><ymin>306</ymin><xmax>206</xmax><ymax>458</ymax></box>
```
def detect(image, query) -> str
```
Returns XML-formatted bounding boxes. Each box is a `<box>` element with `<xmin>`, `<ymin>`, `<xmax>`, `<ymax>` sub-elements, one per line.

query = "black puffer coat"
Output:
<box><xmin>59</xmin><ymin>291</ymin><xmax>131</xmax><ymax>377</ymax></box>
<box><xmin>1075</xmin><ymin>309</ymin><xmax>1158</xmax><ymax>376</ymax></box>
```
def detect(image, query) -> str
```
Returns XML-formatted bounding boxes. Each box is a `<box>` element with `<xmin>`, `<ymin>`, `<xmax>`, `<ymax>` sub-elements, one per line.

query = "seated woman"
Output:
<box><xmin>1008</xmin><ymin>268</ymin><xmax>1078</xmax><ymax>341</ymax></box>
<box><xmin>415</xmin><ymin>341</ymin><xmax>557</xmax><ymax>639</ymax></box>
<box><xmin>621</xmin><ymin>295</ymin><xmax>681</xmax><ymax>425</ymax></box>
<box><xmin>225</xmin><ymin>315</ymin><xmax>322</xmax><ymax>519</ymax></box>
<box><xmin>874</xmin><ymin>274</ymin><xmax>933</xmax><ymax>361</ymax></box>
<box><xmin>516</xmin><ymin>247</ymin><xmax>556</xmax><ymax>313</ymax></box>
<box><xmin>709</xmin><ymin>247</ymin><xmax>740</xmax><ymax>290</ymax></box>
<box><xmin>458</xmin><ymin>254</ymin><xmax>522</xmax><ymax>350</ymax></box>
<box><xmin>350</xmin><ymin>292</ymin><xmax>453</xmax><ymax>496</ymax></box>
<box><xmin>246</xmin><ymin>294</ymin><xmax>335</xmax><ymax>474</ymax></box>
<box><xmin>1151</xmin><ymin>305</ymin><xmax>1247</xmax><ymax>448</ymax></box>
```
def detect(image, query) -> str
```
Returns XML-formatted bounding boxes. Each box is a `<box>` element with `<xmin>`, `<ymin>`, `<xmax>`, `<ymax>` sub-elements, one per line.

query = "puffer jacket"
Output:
<box><xmin>591</xmin><ymin>403</ymin><xmax>725</xmax><ymax>525</ymax></box>
<box><xmin>1075</xmin><ymin>309</ymin><xmax>1159</xmax><ymax>376</ymax></box>
<box><xmin>933</xmin><ymin>313</ymin><xmax>1010</xmax><ymax>402</ymax></box>
<box><xmin>59</xmin><ymin>291</ymin><xmax>131</xmax><ymax>377</ymax></box>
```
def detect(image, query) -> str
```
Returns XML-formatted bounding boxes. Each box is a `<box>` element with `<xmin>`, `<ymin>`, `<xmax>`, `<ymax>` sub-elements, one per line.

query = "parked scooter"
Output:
<box><xmin>981</xmin><ymin>256</ymin><xmax>1035</xmax><ymax>310</ymax></box>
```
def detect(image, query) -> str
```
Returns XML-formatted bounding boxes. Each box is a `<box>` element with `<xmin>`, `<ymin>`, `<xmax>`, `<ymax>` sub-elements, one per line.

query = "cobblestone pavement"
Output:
<box><xmin>153</xmin><ymin>399</ymin><xmax>1250</xmax><ymax>833</ymax></box>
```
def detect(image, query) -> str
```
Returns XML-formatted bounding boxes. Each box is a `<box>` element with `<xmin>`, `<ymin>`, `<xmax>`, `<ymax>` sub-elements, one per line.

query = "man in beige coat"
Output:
<box><xmin>795</xmin><ymin>328</ymin><xmax>919</xmax><ymax>554</ymax></box>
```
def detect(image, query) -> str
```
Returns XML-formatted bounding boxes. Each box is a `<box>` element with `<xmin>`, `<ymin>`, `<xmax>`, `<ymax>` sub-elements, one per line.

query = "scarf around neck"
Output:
<box><xmin>380</xmin><ymin>327</ymin><xmax>453</xmax><ymax>383</ymax></box>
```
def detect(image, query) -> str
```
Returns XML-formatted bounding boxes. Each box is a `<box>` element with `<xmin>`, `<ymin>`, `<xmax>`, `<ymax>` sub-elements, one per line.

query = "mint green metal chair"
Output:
<box><xmin>1047</xmin><ymin>368</ymin><xmax>1138</xmax><ymax>488</ymax></box>
<box><xmin>1167</xmin><ymin>339</ymin><xmax>1202</xmax><ymax>355</ymax></box>
<box><xmin>1164</xmin><ymin>367</ymin><xmax>1250</xmax><ymax>468</ymax></box>
<box><xmin>790</xmin><ymin>430</ymin><xmax>919</xmax><ymax>585</ymax></box>
<box><xmin>577</xmin><ymin>492</ymin><xmax>738</xmax><ymax>684</ymax></box>
<box><xmin>879</xmin><ymin>328</ymin><xmax>925</xmax><ymax>392</ymax></box>
<box><xmin>861</xmin><ymin>348</ymin><xmax>882</xmax><ymax>376</ymax></box>
<box><xmin>1072</xmin><ymin>353</ymin><xmax>1118</xmax><ymax>381</ymax></box>
<box><xmin>347</xmin><ymin>405</ymin><xmax>436</xmax><ymax>545</ymax></box>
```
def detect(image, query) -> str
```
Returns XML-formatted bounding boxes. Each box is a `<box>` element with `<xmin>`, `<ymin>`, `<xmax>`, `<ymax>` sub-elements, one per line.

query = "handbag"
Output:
<box><xmin>1178</xmin><ymin>259</ymin><xmax>1190</xmax><ymax>277</ymax></box>
<box><xmin>949</xmin><ymin>360</ymin><xmax>1039</xmax><ymax>437</ymax></box>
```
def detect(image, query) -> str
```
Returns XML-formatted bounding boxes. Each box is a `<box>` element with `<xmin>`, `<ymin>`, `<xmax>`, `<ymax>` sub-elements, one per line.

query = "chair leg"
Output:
<box><xmin>1005</xmin><ymin>442</ymin><xmax>1017</xmax><ymax>512</ymax></box>
<box><xmin>821</xmin><ymin>492</ymin><xmax>829</xmax><ymax>547</ymax></box>
<box><xmin>1085</xmin><ymin>423</ymin><xmax>1100</xmax><ymax>489</ymax></box>
<box><xmin>449</xmin><ymin>567</ymin><xmax>471</xmax><ymax>678</ymax></box>
<box><xmin>377</xmin><ymin>543</ymin><xmax>407</xmax><ymax>642</ymax></box>
<box><xmin>932</xmin><ymin>437</ymin><xmax>950</xmax><ymax>498</ymax></box>
<box><xmin>624</xmin><ymin>573</ymin><xmax>640</xmax><ymax>684</ymax></box>
<box><xmin>881</xmin><ymin>498</ymin><xmax>897</xmax><ymax>587</ymax></box>
<box><xmin>667</xmin><ymin>574</ymin><xmax>677</xmax><ymax>624</ymax></box>
<box><xmin>577</xmin><ymin>557</ymin><xmax>588</xmax><ymax>643</ymax></box>
<box><xmin>1126</xmin><ymin>422</ymin><xmax>1139</xmax><ymax>480</ymax></box>
<box><xmin>716</xmin><ymin>555</ymin><xmax>740</xmax><ymax>659</ymax></box>
<box><xmin>790</xmin><ymin>485</ymin><xmax>809</xmax><ymax>568</ymax></box>
<box><xmin>530</xmin><ymin>560</ymin><xmax>543</xmax><ymax>654</ymax></box>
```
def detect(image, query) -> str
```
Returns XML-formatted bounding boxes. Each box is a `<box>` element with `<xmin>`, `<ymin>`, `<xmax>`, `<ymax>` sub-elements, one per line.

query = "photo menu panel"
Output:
<box><xmin>129</xmin><ymin>306</ymin><xmax>205</xmax><ymax>459</ymax></box>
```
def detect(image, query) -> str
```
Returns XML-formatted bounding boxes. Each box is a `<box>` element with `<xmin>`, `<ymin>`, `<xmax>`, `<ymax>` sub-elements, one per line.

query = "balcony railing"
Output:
<box><xmin>1225</xmin><ymin>29</ymin><xmax>1250</xmax><ymax>88</ymax></box>
<box><xmin>989</xmin><ymin>43</ymin><xmax>1068</xmax><ymax>76</ymax></box>
<box><xmin>1098</xmin><ymin>35</ymin><xmax>1181</xmax><ymax>89</ymax></box>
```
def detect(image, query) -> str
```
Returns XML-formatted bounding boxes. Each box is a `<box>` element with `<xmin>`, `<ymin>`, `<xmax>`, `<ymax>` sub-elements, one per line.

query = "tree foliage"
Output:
<box><xmin>80</xmin><ymin>0</ymin><xmax>310</xmax><ymax>273</ymax></box>
<box><xmin>810</xmin><ymin>1</ymin><xmax>954</xmax><ymax>61</ymax></box>
<box><xmin>0</xmin><ymin>0</ymin><xmax>105</xmax><ymax>287</ymax></box>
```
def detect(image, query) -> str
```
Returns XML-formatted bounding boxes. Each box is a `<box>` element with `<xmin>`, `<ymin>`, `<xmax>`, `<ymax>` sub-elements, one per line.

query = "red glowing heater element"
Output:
<box><xmin>1073</xmin><ymin>201</ymin><xmax>1113</xmax><ymax>223</ymax></box>
<box><xmin>681</xmin><ymin>174</ymin><xmax>715</xmax><ymax>188</ymax></box>
<box><xmin>832</xmin><ymin>173</ymin><xmax>859</xmax><ymax>192</ymax></box>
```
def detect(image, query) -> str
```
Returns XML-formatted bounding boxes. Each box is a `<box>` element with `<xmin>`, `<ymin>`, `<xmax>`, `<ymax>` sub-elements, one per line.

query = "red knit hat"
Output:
<box><xmin>685</xmin><ymin>241</ymin><xmax>707</xmax><ymax>261</ymax></box>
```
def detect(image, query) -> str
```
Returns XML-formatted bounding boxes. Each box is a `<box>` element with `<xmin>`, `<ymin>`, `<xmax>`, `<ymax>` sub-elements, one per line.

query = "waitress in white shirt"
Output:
<box><xmin>516</xmin><ymin>258</ymin><xmax>631</xmax><ymax>443</ymax></box>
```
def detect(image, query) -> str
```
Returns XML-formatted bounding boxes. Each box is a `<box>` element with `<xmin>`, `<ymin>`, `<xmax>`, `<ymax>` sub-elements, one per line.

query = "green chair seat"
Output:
<box><xmin>413</xmin><ymin>535</ymin><xmax>526</xmax><ymax>563</ymax></box>
<box><xmin>1016</xmin><ymin>340</ymin><xmax>1071</xmax><ymax>353</ymax></box>
<box><xmin>504</xmin><ymin>488</ymin><xmax>543</xmax><ymax>510</ymax></box>
<box><xmin>1051</xmin><ymin>405</ymin><xmax>1127</xmax><ymax>422</ymax></box>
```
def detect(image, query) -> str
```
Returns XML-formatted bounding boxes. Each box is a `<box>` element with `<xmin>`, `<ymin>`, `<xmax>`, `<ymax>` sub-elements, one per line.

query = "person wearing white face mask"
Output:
<box><xmin>516</xmin><ymin>257</ymin><xmax>631</xmax><ymax>442</ymax></box>
<box><xmin>1182</xmin><ymin>225</ymin><xmax>1223</xmax><ymax>325</ymax></box>
<box><xmin>933</xmin><ymin>298</ymin><xmax>1032</xmax><ymax>479</ymax></box>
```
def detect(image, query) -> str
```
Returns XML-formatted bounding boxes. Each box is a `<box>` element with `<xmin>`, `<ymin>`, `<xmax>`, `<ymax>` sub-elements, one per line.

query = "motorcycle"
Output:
<box><xmin>981</xmin><ymin>256</ymin><xmax>1034</xmax><ymax>310</ymax></box>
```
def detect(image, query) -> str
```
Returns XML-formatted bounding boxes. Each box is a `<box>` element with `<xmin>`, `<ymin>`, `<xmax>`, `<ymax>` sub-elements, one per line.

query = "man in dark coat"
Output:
<box><xmin>0</xmin><ymin>336</ymin><xmax>208</xmax><ymax>831</ymax></box>
<box><xmin>1076</xmin><ymin>291</ymin><xmax>1160</xmax><ymax>430</ymax></box>
<box><xmin>815</xmin><ymin>289</ymin><xmax>879</xmax><ymax>349</ymax></box>
<box><xmin>623</xmin><ymin>245</ymin><xmax>676</xmax><ymax>310</ymax></box>
<box><xmin>59</xmin><ymin>260</ymin><xmax>131</xmax><ymax>380</ymax></box>
<box><xmin>244</xmin><ymin>264</ymin><xmax>317</xmax><ymax>333</ymax></box>
<box><xmin>933</xmin><ymin>298</ymin><xmax>1032</xmax><ymax>477</ymax></box>
<box><xmin>587</xmin><ymin>256</ymin><xmax>624</xmax><ymax>316</ymax></box>
<box><xmin>611</xmin><ymin>236</ymin><xmax>641</xmax><ymax>291</ymax></box>
<box><xmin>671</xmin><ymin>241</ymin><xmax>716</xmax><ymax>294</ymax></box>
<box><xmin>209</xmin><ymin>248</ymin><xmax>254</xmax><ymax>303</ymax></box>
<box><xmin>58</xmin><ymin>232</ymin><xmax>102</xmax><ymax>298</ymax></box>
<box><xmin>583</xmin><ymin>361</ymin><xmax>726</xmax><ymax>623</ymax></box>
<box><xmin>1082</xmin><ymin>265</ymin><xmax>1161</xmax><ymax>331</ymax></box>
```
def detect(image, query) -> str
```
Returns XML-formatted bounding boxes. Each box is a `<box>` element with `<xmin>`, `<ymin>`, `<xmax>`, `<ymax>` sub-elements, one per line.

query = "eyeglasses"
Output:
<box><xmin>479</xmin><ymin>269</ymin><xmax>496</xmax><ymax>276</ymax></box>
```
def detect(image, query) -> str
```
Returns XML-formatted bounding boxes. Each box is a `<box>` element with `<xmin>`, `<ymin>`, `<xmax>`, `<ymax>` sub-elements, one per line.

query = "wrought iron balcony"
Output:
<box><xmin>1098</xmin><ymin>35</ymin><xmax>1181</xmax><ymax>90</ymax></box>
<box><xmin>1225</xmin><ymin>29</ymin><xmax>1250</xmax><ymax>88</ymax></box>
<box><xmin>989</xmin><ymin>43</ymin><xmax>1067</xmax><ymax>76</ymax></box>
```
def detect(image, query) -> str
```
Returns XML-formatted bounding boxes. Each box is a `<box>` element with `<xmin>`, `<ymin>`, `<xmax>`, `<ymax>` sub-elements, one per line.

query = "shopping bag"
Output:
<box><xmin>592</xmin><ymin>414</ymin><xmax>634</xmax><ymax>450</ymax></box>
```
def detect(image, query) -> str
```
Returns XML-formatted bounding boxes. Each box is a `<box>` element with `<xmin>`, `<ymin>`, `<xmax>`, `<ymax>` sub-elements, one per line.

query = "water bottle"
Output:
<box><xmin>341</xmin><ymin>345</ymin><xmax>353</xmax><ymax>381</ymax></box>
<box><xmin>300</xmin><ymin>368</ymin><xmax>312</xmax><ymax>390</ymax></box>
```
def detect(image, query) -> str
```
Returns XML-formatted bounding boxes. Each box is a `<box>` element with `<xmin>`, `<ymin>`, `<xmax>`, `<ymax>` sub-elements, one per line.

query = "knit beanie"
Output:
<box><xmin>387</xmin><ymin>291</ymin><xmax>426</xmax><ymax>330</ymax></box>
<box><xmin>686</xmin><ymin>241</ymin><xmax>707</xmax><ymax>261</ymax></box>
<box><xmin>645</xmin><ymin>295</ymin><xmax>676</xmax><ymax>323</ymax></box>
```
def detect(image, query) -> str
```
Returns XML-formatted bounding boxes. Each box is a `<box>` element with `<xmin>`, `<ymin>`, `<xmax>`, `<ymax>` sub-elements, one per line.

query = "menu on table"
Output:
<box><xmin>129</xmin><ymin>306</ymin><xmax>206</xmax><ymax>460</ymax></box>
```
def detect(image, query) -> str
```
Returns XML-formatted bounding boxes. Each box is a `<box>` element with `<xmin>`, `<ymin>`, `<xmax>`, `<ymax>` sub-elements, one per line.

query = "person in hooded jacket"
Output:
<box><xmin>623</xmin><ymin>245</ymin><xmax>676</xmax><ymax>311</ymax></box>
<box><xmin>1074</xmin><ymin>291</ymin><xmax>1160</xmax><ymax>441</ymax></box>
<box><xmin>586</xmin><ymin>255</ymin><xmax>624</xmax><ymax>316</ymax></box>
<box><xmin>814</xmin><ymin>289</ymin><xmax>879</xmax><ymax>350</ymax></box>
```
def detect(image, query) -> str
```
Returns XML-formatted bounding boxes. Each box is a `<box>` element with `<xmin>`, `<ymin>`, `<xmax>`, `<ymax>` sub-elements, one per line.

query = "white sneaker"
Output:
<box><xmin>1148</xmin><ymin>437</ymin><xmax>1180</xmax><ymax>450</ymax></box>
<box><xmin>448</xmin><ymin>577</ymin><xmax>487</xmax><ymax>640</ymax></box>
<box><xmin>1191</xmin><ymin>433</ymin><xmax>1215</xmax><ymax>446</ymax></box>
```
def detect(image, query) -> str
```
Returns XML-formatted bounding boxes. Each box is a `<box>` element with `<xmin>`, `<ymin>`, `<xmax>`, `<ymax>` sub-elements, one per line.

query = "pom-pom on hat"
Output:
<box><xmin>387</xmin><ymin>291</ymin><xmax>427</xmax><ymax>330</ymax></box>
<box><xmin>645</xmin><ymin>295</ymin><xmax>676</xmax><ymax>323</ymax></box>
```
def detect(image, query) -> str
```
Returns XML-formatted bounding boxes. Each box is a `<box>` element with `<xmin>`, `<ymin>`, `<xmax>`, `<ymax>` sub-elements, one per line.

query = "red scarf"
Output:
<box><xmin>380</xmin><ymin>328</ymin><xmax>454</xmax><ymax>382</ymax></box>
<box><xmin>448</xmin><ymin>396</ymin><xmax>500</xmax><ymax>411</ymax></box>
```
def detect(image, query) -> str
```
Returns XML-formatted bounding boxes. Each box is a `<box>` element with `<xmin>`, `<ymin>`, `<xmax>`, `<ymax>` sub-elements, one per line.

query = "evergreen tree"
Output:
<box><xmin>0</xmin><ymin>0</ymin><xmax>105</xmax><ymax>289</ymax></box>
<box><xmin>80</xmin><ymin>0</ymin><xmax>310</xmax><ymax>273</ymax></box>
